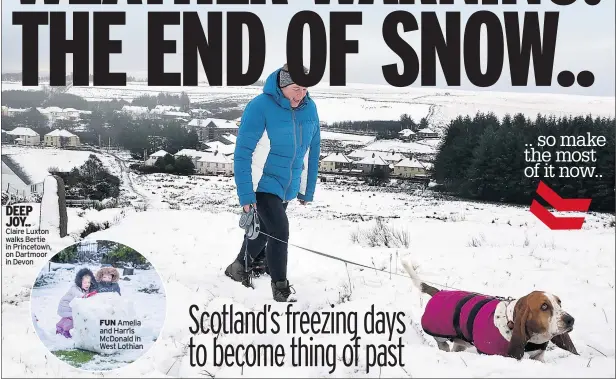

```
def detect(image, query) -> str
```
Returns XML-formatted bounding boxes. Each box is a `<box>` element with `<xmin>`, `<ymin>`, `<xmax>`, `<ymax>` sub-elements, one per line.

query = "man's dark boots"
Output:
<box><xmin>271</xmin><ymin>280</ymin><xmax>296</xmax><ymax>302</ymax></box>
<box><xmin>225</xmin><ymin>259</ymin><xmax>250</xmax><ymax>284</ymax></box>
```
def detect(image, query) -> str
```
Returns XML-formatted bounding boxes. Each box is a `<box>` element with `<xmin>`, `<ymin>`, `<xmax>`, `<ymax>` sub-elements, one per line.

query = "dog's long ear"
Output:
<box><xmin>508</xmin><ymin>298</ymin><xmax>530</xmax><ymax>360</ymax></box>
<box><xmin>551</xmin><ymin>333</ymin><xmax>579</xmax><ymax>355</ymax></box>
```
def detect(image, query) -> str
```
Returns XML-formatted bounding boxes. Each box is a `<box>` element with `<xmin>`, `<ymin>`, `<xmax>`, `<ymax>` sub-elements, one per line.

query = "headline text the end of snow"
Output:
<box><xmin>11</xmin><ymin>1</ymin><xmax>600</xmax><ymax>90</ymax></box>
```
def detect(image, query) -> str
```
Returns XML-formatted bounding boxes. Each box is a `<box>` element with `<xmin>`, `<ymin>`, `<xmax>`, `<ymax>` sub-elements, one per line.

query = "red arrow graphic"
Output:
<box><xmin>530</xmin><ymin>200</ymin><xmax>587</xmax><ymax>230</ymax></box>
<box><xmin>530</xmin><ymin>181</ymin><xmax>592</xmax><ymax>230</ymax></box>
<box><xmin>536</xmin><ymin>181</ymin><xmax>592</xmax><ymax>212</ymax></box>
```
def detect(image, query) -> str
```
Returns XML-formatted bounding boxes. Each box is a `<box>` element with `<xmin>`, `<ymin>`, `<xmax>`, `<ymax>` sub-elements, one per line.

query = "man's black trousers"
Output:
<box><xmin>236</xmin><ymin>192</ymin><xmax>289</xmax><ymax>282</ymax></box>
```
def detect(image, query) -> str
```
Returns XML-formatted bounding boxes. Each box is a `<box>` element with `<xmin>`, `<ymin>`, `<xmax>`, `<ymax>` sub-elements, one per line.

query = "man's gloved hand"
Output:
<box><xmin>243</xmin><ymin>203</ymin><xmax>257</xmax><ymax>212</ymax></box>
<box><xmin>239</xmin><ymin>204</ymin><xmax>260</xmax><ymax>240</ymax></box>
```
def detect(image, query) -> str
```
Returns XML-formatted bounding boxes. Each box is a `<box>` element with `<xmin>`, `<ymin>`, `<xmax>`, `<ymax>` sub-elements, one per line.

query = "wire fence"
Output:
<box><xmin>2</xmin><ymin>181</ymin><xmax>45</xmax><ymax>205</ymax></box>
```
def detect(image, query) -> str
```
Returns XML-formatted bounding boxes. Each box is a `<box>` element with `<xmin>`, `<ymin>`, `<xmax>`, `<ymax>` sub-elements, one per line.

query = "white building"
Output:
<box><xmin>62</xmin><ymin>108</ymin><xmax>81</xmax><ymax>120</ymax></box>
<box><xmin>381</xmin><ymin>151</ymin><xmax>405</xmax><ymax>164</ymax></box>
<box><xmin>204</xmin><ymin>141</ymin><xmax>235</xmax><ymax>156</ymax></box>
<box><xmin>1</xmin><ymin>107</ymin><xmax>29</xmax><ymax>117</ymax></box>
<box><xmin>319</xmin><ymin>152</ymin><xmax>352</xmax><ymax>173</ymax></box>
<box><xmin>120</xmin><ymin>106</ymin><xmax>150</xmax><ymax>118</ymax></box>
<box><xmin>6</xmin><ymin>127</ymin><xmax>40</xmax><ymax>146</ymax></box>
<box><xmin>44</xmin><ymin>129</ymin><xmax>80</xmax><ymax>148</ymax></box>
<box><xmin>417</xmin><ymin>128</ymin><xmax>439</xmax><ymax>139</ymax></box>
<box><xmin>398</xmin><ymin>129</ymin><xmax>416</xmax><ymax>141</ymax></box>
<box><xmin>197</xmin><ymin>151</ymin><xmax>234</xmax><ymax>176</ymax></box>
<box><xmin>145</xmin><ymin>150</ymin><xmax>170</xmax><ymax>166</ymax></box>
<box><xmin>356</xmin><ymin>153</ymin><xmax>390</xmax><ymax>174</ymax></box>
<box><xmin>188</xmin><ymin>118</ymin><xmax>239</xmax><ymax>142</ymax></box>
<box><xmin>174</xmin><ymin>149</ymin><xmax>210</xmax><ymax>167</ymax></box>
<box><xmin>348</xmin><ymin>149</ymin><xmax>379</xmax><ymax>162</ymax></box>
<box><xmin>394</xmin><ymin>158</ymin><xmax>429</xmax><ymax>178</ymax></box>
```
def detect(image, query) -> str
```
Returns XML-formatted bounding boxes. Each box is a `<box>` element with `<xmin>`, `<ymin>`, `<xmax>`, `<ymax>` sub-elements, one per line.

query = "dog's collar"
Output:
<box><xmin>505</xmin><ymin>300</ymin><xmax>516</xmax><ymax>330</ymax></box>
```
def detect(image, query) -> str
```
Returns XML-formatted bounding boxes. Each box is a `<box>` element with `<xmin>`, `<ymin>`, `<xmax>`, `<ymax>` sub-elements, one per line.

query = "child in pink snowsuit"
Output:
<box><xmin>55</xmin><ymin>268</ymin><xmax>97</xmax><ymax>338</ymax></box>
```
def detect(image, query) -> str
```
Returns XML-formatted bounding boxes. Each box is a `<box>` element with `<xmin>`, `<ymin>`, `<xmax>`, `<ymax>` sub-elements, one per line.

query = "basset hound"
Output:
<box><xmin>402</xmin><ymin>260</ymin><xmax>579</xmax><ymax>361</ymax></box>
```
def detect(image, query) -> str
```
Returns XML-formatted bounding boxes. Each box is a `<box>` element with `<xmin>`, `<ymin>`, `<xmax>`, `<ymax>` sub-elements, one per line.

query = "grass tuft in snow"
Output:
<box><xmin>467</xmin><ymin>233</ymin><xmax>486</xmax><ymax>247</ymax></box>
<box><xmin>52</xmin><ymin>349</ymin><xmax>96</xmax><ymax>367</ymax></box>
<box><xmin>351</xmin><ymin>218</ymin><xmax>411</xmax><ymax>248</ymax></box>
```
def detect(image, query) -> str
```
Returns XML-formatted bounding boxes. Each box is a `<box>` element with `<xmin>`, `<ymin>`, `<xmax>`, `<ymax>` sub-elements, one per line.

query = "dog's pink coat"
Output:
<box><xmin>421</xmin><ymin>290</ymin><xmax>510</xmax><ymax>356</ymax></box>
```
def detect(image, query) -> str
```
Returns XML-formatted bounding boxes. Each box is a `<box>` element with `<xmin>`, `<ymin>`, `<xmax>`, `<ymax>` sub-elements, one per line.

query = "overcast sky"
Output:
<box><xmin>1</xmin><ymin>0</ymin><xmax>614</xmax><ymax>96</ymax></box>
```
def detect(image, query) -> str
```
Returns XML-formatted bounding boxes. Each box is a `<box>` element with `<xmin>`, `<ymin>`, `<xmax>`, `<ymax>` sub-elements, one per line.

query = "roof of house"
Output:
<box><xmin>322</xmin><ymin>152</ymin><xmax>352</xmax><ymax>163</ymax></box>
<box><xmin>153</xmin><ymin>105</ymin><xmax>181</xmax><ymax>111</ymax></box>
<box><xmin>399</xmin><ymin>129</ymin><xmax>416</xmax><ymax>136</ymax></box>
<box><xmin>7</xmin><ymin>127</ymin><xmax>39</xmax><ymax>137</ymax></box>
<box><xmin>357</xmin><ymin>154</ymin><xmax>389</xmax><ymax>166</ymax></box>
<box><xmin>164</xmin><ymin>111</ymin><xmax>191</xmax><ymax>118</ymax></box>
<box><xmin>122</xmin><ymin>105</ymin><xmax>149</xmax><ymax>113</ymax></box>
<box><xmin>381</xmin><ymin>151</ymin><xmax>405</xmax><ymax>161</ymax></box>
<box><xmin>188</xmin><ymin>118</ymin><xmax>238</xmax><ymax>129</ymax></box>
<box><xmin>418</xmin><ymin>127</ymin><xmax>437</xmax><ymax>134</ymax></box>
<box><xmin>149</xmin><ymin>150</ymin><xmax>169</xmax><ymax>158</ymax></box>
<box><xmin>348</xmin><ymin>149</ymin><xmax>379</xmax><ymax>159</ymax></box>
<box><xmin>219</xmin><ymin>134</ymin><xmax>237</xmax><ymax>144</ymax></box>
<box><xmin>174</xmin><ymin>149</ymin><xmax>209</xmax><ymax>159</ymax></box>
<box><xmin>46</xmin><ymin>129</ymin><xmax>77</xmax><ymax>138</ymax></box>
<box><xmin>395</xmin><ymin>158</ymin><xmax>426</xmax><ymax>168</ymax></box>
<box><xmin>204</xmin><ymin>141</ymin><xmax>235</xmax><ymax>155</ymax></box>
<box><xmin>190</xmin><ymin>109</ymin><xmax>212</xmax><ymax>115</ymax></box>
<box><xmin>198</xmin><ymin>151</ymin><xmax>232</xmax><ymax>164</ymax></box>
<box><xmin>4</xmin><ymin>108</ymin><xmax>28</xmax><ymax>113</ymax></box>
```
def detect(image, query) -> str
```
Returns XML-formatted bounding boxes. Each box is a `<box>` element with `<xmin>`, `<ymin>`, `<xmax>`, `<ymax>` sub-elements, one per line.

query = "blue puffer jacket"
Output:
<box><xmin>234</xmin><ymin>68</ymin><xmax>321</xmax><ymax>206</ymax></box>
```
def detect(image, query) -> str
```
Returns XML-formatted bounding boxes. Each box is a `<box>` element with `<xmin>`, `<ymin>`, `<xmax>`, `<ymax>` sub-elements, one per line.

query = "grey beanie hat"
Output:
<box><xmin>279</xmin><ymin>64</ymin><xmax>309</xmax><ymax>88</ymax></box>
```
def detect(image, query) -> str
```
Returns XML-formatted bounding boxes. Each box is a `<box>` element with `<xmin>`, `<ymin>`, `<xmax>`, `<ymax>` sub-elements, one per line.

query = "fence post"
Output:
<box><xmin>39</xmin><ymin>175</ymin><xmax>68</xmax><ymax>238</ymax></box>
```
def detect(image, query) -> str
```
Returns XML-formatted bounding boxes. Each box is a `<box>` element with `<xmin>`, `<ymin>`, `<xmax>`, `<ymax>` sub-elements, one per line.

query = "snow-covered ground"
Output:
<box><xmin>1</xmin><ymin>82</ymin><xmax>615</xmax><ymax>377</ymax></box>
<box><xmin>3</xmin><ymin>81</ymin><xmax>614</xmax><ymax>128</ymax></box>
<box><xmin>2</xmin><ymin>168</ymin><xmax>614</xmax><ymax>377</ymax></box>
<box><xmin>320</xmin><ymin>131</ymin><xmax>377</xmax><ymax>146</ymax></box>
<box><xmin>30</xmin><ymin>260</ymin><xmax>166</xmax><ymax>371</ymax></box>
<box><xmin>362</xmin><ymin>139</ymin><xmax>439</xmax><ymax>155</ymax></box>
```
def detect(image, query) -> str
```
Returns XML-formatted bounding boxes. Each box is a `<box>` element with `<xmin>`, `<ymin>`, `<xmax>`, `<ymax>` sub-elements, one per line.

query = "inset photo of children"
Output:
<box><xmin>30</xmin><ymin>240</ymin><xmax>166</xmax><ymax>371</ymax></box>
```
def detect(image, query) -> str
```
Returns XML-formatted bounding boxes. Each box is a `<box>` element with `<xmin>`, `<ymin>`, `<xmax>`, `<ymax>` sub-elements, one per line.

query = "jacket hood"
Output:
<box><xmin>262</xmin><ymin>67</ymin><xmax>312</xmax><ymax>111</ymax></box>
<box><xmin>95</xmin><ymin>267</ymin><xmax>120</xmax><ymax>283</ymax></box>
<box><xmin>75</xmin><ymin>268</ymin><xmax>96</xmax><ymax>290</ymax></box>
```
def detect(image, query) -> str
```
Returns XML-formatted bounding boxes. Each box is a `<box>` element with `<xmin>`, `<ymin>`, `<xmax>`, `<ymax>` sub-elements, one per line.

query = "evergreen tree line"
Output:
<box><xmin>130</xmin><ymin>93</ymin><xmax>191</xmax><ymax>111</ymax></box>
<box><xmin>1</xmin><ymin>90</ymin><xmax>192</xmax><ymax>111</ymax></box>
<box><xmin>432</xmin><ymin>112</ymin><xmax>615</xmax><ymax>212</ymax></box>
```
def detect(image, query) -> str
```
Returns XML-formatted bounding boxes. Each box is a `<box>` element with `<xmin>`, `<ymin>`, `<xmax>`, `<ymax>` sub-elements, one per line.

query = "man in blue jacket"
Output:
<box><xmin>225</xmin><ymin>64</ymin><xmax>321</xmax><ymax>302</ymax></box>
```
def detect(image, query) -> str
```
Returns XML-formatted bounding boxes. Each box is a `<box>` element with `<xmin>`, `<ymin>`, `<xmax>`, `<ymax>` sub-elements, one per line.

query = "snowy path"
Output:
<box><xmin>107</xmin><ymin>151</ymin><xmax>150</xmax><ymax>208</ymax></box>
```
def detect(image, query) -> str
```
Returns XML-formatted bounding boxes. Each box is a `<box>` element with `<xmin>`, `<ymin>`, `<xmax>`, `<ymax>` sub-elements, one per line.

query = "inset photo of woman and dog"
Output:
<box><xmin>30</xmin><ymin>240</ymin><xmax>167</xmax><ymax>371</ymax></box>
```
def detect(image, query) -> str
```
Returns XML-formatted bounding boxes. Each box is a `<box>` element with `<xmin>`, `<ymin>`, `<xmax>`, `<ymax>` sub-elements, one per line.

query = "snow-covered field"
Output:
<box><xmin>320</xmin><ymin>131</ymin><xmax>377</xmax><ymax>146</ymax></box>
<box><xmin>362</xmin><ymin>139</ymin><xmax>440</xmax><ymax>155</ymax></box>
<box><xmin>30</xmin><ymin>260</ymin><xmax>166</xmax><ymax>371</ymax></box>
<box><xmin>2</xmin><ymin>163</ymin><xmax>614</xmax><ymax>377</ymax></box>
<box><xmin>3</xmin><ymin>81</ymin><xmax>614</xmax><ymax>128</ymax></box>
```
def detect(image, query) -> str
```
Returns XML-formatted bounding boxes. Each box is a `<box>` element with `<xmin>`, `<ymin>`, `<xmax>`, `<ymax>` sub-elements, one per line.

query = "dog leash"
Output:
<box><xmin>238</xmin><ymin>207</ymin><xmax>517</xmax><ymax>299</ymax></box>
